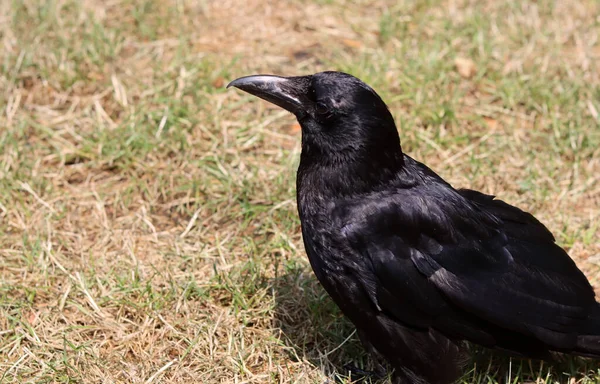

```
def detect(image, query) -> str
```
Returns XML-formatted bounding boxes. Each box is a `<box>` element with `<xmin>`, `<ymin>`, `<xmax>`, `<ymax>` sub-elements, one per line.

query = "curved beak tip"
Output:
<box><xmin>227</xmin><ymin>76</ymin><xmax>255</xmax><ymax>90</ymax></box>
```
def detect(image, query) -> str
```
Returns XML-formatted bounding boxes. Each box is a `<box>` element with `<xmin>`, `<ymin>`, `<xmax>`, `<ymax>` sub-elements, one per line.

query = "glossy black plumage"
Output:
<box><xmin>228</xmin><ymin>71</ymin><xmax>600</xmax><ymax>383</ymax></box>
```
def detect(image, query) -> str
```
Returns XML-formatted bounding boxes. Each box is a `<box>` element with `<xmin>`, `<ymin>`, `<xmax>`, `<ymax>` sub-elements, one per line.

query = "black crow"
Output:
<box><xmin>228</xmin><ymin>71</ymin><xmax>600</xmax><ymax>384</ymax></box>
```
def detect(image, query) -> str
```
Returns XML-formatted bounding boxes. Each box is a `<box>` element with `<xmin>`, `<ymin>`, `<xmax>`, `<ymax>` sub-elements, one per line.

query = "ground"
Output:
<box><xmin>1</xmin><ymin>0</ymin><xmax>599</xmax><ymax>383</ymax></box>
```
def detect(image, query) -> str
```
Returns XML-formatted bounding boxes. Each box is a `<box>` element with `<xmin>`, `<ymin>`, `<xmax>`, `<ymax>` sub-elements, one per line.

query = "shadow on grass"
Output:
<box><xmin>270</xmin><ymin>263</ymin><xmax>379</xmax><ymax>383</ymax></box>
<box><xmin>270</xmin><ymin>263</ymin><xmax>600</xmax><ymax>384</ymax></box>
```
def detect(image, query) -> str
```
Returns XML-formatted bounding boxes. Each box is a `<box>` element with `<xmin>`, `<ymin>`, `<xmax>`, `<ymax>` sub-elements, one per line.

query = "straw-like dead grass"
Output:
<box><xmin>0</xmin><ymin>0</ymin><xmax>599</xmax><ymax>383</ymax></box>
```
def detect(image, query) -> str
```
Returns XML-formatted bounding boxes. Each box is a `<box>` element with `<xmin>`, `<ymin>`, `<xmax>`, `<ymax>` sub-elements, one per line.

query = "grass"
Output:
<box><xmin>0</xmin><ymin>0</ymin><xmax>599</xmax><ymax>382</ymax></box>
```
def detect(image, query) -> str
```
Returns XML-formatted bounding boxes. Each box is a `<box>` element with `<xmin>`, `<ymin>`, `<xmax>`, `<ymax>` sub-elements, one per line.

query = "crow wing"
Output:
<box><xmin>332</xmin><ymin>174</ymin><xmax>596</xmax><ymax>351</ymax></box>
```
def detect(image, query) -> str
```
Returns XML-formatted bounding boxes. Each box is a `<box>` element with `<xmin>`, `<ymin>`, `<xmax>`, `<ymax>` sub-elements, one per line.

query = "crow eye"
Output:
<box><xmin>315</xmin><ymin>101</ymin><xmax>329</xmax><ymax>115</ymax></box>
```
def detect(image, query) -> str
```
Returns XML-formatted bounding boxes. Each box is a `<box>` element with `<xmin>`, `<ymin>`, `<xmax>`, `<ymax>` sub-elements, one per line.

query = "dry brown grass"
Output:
<box><xmin>0</xmin><ymin>0</ymin><xmax>599</xmax><ymax>383</ymax></box>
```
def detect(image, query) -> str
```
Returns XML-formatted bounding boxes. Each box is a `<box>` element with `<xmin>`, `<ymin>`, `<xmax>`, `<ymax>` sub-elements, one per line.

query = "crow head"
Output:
<box><xmin>228</xmin><ymin>71</ymin><xmax>403</xmax><ymax>167</ymax></box>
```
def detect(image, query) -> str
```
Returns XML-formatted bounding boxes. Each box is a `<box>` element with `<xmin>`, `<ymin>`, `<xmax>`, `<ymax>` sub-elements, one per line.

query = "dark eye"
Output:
<box><xmin>315</xmin><ymin>101</ymin><xmax>329</xmax><ymax>115</ymax></box>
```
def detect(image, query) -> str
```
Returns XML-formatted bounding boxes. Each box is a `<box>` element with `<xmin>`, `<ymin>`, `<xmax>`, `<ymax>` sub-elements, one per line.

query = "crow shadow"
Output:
<box><xmin>270</xmin><ymin>263</ymin><xmax>378</xmax><ymax>382</ymax></box>
<box><xmin>270</xmin><ymin>263</ymin><xmax>600</xmax><ymax>383</ymax></box>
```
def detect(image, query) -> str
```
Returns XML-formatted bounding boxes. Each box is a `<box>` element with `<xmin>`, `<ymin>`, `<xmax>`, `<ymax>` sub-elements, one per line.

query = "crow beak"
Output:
<box><xmin>227</xmin><ymin>75</ymin><xmax>311</xmax><ymax>118</ymax></box>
